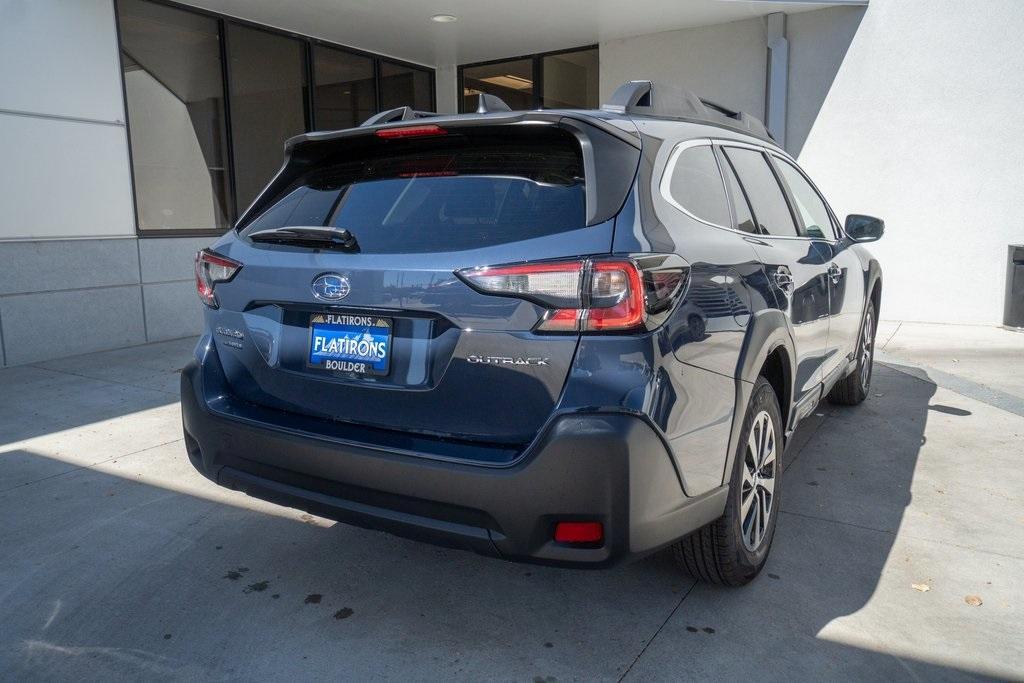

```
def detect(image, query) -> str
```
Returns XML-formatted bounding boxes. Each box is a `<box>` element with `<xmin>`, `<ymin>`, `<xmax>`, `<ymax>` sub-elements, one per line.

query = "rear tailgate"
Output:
<box><xmin>207</xmin><ymin>116</ymin><xmax>640</xmax><ymax>451</ymax></box>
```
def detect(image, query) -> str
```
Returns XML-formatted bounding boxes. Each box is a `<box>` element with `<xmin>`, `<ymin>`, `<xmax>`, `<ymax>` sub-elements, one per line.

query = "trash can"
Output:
<box><xmin>1005</xmin><ymin>244</ymin><xmax>1024</xmax><ymax>330</ymax></box>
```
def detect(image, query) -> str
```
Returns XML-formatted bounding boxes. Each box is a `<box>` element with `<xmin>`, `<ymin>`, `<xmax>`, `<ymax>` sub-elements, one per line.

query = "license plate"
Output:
<box><xmin>308</xmin><ymin>313</ymin><xmax>392</xmax><ymax>376</ymax></box>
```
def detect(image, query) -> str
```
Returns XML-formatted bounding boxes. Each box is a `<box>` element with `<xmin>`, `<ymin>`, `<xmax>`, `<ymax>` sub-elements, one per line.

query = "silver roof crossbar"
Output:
<box><xmin>601</xmin><ymin>80</ymin><xmax>773</xmax><ymax>142</ymax></box>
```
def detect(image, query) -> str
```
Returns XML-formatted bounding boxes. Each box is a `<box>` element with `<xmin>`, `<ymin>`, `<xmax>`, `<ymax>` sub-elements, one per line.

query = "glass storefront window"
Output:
<box><xmin>542</xmin><ymin>48</ymin><xmax>599</xmax><ymax>109</ymax></box>
<box><xmin>380</xmin><ymin>60</ymin><xmax>433</xmax><ymax>111</ymax></box>
<box><xmin>312</xmin><ymin>46</ymin><xmax>375</xmax><ymax>131</ymax></box>
<box><xmin>459</xmin><ymin>47</ymin><xmax>598</xmax><ymax>113</ymax></box>
<box><xmin>119</xmin><ymin>0</ymin><xmax>233</xmax><ymax>231</ymax></box>
<box><xmin>227</xmin><ymin>23</ymin><xmax>308</xmax><ymax>212</ymax></box>
<box><xmin>461</xmin><ymin>58</ymin><xmax>534</xmax><ymax>112</ymax></box>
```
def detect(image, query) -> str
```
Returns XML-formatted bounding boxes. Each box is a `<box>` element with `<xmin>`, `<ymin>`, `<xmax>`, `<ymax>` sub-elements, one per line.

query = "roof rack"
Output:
<box><xmin>360</xmin><ymin>106</ymin><xmax>438</xmax><ymax>127</ymax></box>
<box><xmin>601</xmin><ymin>80</ymin><xmax>773</xmax><ymax>142</ymax></box>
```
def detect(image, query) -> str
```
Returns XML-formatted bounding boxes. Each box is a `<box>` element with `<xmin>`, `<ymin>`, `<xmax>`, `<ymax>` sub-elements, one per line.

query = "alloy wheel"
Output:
<box><xmin>741</xmin><ymin>410</ymin><xmax>777</xmax><ymax>551</ymax></box>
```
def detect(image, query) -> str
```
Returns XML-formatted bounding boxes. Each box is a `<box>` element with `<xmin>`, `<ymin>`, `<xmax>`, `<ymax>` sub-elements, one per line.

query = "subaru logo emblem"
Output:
<box><xmin>311</xmin><ymin>273</ymin><xmax>350</xmax><ymax>301</ymax></box>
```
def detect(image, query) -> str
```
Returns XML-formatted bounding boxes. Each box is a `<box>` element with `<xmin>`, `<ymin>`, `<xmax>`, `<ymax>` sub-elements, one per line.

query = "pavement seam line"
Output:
<box><xmin>779</xmin><ymin>509</ymin><xmax>1024</xmax><ymax>562</ymax></box>
<box><xmin>25</xmin><ymin>363</ymin><xmax>181</xmax><ymax>398</ymax></box>
<box><xmin>0</xmin><ymin>437</ymin><xmax>184</xmax><ymax>495</ymax></box>
<box><xmin>617</xmin><ymin>580</ymin><xmax>697</xmax><ymax>682</ymax></box>
<box><xmin>877</xmin><ymin>358</ymin><xmax>1024</xmax><ymax>418</ymax></box>
<box><xmin>879</xmin><ymin>320</ymin><xmax>902</xmax><ymax>350</ymax></box>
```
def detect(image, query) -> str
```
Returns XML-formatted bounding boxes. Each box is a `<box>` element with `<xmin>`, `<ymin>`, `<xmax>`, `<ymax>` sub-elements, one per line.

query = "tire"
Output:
<box><xmin>672</xmin><ymin>377</ymin><xmax>782</xmax><ymax>586</ymax></box>
<box><xmin>827</xmin><ymin>299</ymin><xmax>876</xmax><ymax>406</ymax></box>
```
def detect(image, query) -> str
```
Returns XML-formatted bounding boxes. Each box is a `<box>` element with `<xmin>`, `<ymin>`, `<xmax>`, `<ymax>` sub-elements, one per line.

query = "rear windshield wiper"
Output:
<box><xmin>247</xmin><ymin>226</ymin><xmax>359</xmax><ymax>252</ymax></box>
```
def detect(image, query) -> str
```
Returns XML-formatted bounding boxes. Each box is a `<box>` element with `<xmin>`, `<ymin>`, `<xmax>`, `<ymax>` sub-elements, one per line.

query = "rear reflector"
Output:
<box><xmin>375</xmin><ymin>124</ymin><xmax>447</xmax><ymax>139</ymax></box>
<box><xmin>554</xmin><ymin>521</ymin><xmax>604</xmax><ymax>544</ymax></box>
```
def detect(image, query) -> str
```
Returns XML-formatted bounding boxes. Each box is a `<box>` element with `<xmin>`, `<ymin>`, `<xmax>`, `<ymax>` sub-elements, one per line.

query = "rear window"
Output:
<box><xmin>240</xmin><ymin>127</ymin><xmax>586</xmax><ymax>253</ymax></box>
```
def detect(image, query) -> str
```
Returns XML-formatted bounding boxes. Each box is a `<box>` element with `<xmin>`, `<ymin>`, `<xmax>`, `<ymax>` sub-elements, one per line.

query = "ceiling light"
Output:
<box><xmin>430</xmin><ymin>14</ymin><xmax>458</xmax><ymax>22</ymax></box>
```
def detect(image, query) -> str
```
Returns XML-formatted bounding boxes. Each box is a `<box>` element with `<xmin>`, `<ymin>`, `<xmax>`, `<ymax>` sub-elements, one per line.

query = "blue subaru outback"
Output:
<box><xmin>183</xmin><ymin>81</ymin><xmax>883</xmax><ymax>585</ymax></box>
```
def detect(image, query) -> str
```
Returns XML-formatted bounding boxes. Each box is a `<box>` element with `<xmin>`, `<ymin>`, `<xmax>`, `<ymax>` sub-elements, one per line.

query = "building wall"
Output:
<box><xmin>601</xmin><ymin>1</ymin><xmax>1024</xmax><ymax>325</ymax></box>
<box><xmin>599</xmin><ymin>17</ymin><xmax>768</xmax><ymax>121</ymax></box>
<box><xmin>0</xmin><ymin>0</ymin><xmax>208</xmax><ymax>367</ymax></box>
<box><xmin>788</xmin><ymin>0</ymin><xmax>1024</xmax><ymax>324</ymax></box>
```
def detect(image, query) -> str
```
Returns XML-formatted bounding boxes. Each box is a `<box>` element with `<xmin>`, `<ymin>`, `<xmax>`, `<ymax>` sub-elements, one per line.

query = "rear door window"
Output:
<box><xmin>722</xmin><ymin>147</ymin><xmax>800</xmax><ymax>237</ymax></box>
<box><xmin>774</xmin><ymin>157</ymin><xmax>836</xmax><ymax>239</ymax></box>
<box><xmin>242</xmin><ymin>128</ymin><xmax>586</xmax><ymax>253</ymax></box>
<box><xmin>663</xmin><ymin>143</ymin><xmax>731</xmax><ymax>227</ymax></box>
<box><xmin>718</xmin><ymin>149</ymin><xmax>758</xmax><ymax>234</ymax></box>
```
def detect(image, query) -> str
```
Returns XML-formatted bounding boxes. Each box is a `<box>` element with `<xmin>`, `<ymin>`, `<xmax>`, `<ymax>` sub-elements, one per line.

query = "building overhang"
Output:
<box><xmin>181</xmin><ymin>0</ymin><xmax>868</xmax><ymax>67</ymax></box>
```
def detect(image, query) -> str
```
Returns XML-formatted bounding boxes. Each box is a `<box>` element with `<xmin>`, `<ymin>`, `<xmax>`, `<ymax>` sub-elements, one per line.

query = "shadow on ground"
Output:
<box><xmin>2</xmin><ymin>351</ymin><xmax>1018</xmax><ymax>680</ymax></box>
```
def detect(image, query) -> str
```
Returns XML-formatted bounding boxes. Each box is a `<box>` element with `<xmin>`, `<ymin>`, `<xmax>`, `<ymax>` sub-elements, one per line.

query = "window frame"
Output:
<box><xmin>768</xmin><ymin>152</ymin><xmax>843</xmax><ymax>241</ymax></box>
<box><xmin>658</xmin><ymin>138</ymin><xmax>733</xmax><ymax>230</ymax></box>
<box><xmin>660</xmin><ymin>137</ymin><xmax>842</xmax><ymax>243</ymax></box>
<box><xmin>113</xmin><ymin>0</ymin><xmax>436</xmax><ymax>238</ymax></box>
<box><xmin>457</xmin><ymin>44</ymin><xmax>599</xmax><ymax>113</ymax></box>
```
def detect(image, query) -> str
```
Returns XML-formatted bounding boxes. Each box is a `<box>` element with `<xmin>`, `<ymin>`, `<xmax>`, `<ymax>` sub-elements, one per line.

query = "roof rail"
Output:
<box><xmin>360</xmin><ymin>106</ymin><xmax>438</xmax><ymax>127</ymax></box>
<box><xmin>601</xmin><ymin>80</ymin><xmax>773</xmax><ymax>142</ymax></box>
<box><xmin>474</xmin><ymin>93</ymin><xmax>512</xmax><ymax>114</ymax></box>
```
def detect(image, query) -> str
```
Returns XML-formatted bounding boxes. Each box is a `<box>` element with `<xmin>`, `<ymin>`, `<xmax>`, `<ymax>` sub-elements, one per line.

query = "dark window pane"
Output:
<box><xmin>227</xmin><ymin>24</ymin><xmax>308</xmax><ymax>212</ymax></box>
<box><xmin>118</xmin><ymin>0</ymin><xmax>232</xmax><ymax>231</ymax></box>
<box><xmin>775</xmin><ymin>158</ymin><xmax>834</xmax><ymax>239</ymax></box>
<box><xmin>723</xmin><ymin>147</ymin><xmax>798</xmax><ymax>237</ymax></box>
<box><xmin>380</xmin><ymin>61</ymin><xmax>432</xmax><ymax>111</ymax></box>
<box><xmin>313</xmin><ymin>46</ymin><xmax>374</xmax><ymax>130</ymax></box>
<box><xmin>244</xmin><ymin>128</ymin><xmax>585</xmax><ymax>253</ymax></box>
<box><xmin>667</xmin><ymin>145</ymin><xmax>730</xmax><ymax>226</ymax></box>
<box><xmin>461</xmin><ymin>58</ymin><xmax>533</xmax><ymax>112</ymax></box>
<box><xmin>542</xmin><ymin>48</ymin><xmax>598</xmax><ymax>109</ymax></box>
<box><xmin>720</xmin><ymin>151</ymin><xmax>758</xmax><ymax>234</ymax></box>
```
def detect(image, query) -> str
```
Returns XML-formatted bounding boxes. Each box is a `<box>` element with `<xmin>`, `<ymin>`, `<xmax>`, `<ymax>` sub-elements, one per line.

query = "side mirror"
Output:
<box><xmin>845</xmin><ymin>214</ymin><xmax>885</xmax><ymax>242</ymax></box>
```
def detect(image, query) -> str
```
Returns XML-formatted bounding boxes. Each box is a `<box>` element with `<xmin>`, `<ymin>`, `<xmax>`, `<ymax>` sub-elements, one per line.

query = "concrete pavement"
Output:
<box><xmin>1</xmin><ymin>327</ymin><xmax>1022</xmax><ymax>681</ymax></box>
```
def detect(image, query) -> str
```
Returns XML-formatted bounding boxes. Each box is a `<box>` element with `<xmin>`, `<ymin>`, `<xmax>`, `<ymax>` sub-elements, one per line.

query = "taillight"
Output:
<box><xmin>194</xmin><ymin>249</ymin><xmax>242</xmax><ymax>308</ymax></box>
<box><xmin>457</xmin><ymin>255</ymin><xmax>687</xmax><ymax>333</ymax></box>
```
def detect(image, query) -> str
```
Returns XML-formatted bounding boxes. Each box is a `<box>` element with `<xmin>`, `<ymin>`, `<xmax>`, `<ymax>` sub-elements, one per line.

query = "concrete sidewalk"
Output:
<box><xmin>1</xmin><ymin>326</ymin><xmax>1022</xmax><ymax>681</ymax></box>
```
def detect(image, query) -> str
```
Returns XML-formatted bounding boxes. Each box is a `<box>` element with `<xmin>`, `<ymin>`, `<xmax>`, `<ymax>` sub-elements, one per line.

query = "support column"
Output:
<box><xmin>765</xmin><ymin>12</ymin><xmax>789</xmax><ymax>148</ymax></box>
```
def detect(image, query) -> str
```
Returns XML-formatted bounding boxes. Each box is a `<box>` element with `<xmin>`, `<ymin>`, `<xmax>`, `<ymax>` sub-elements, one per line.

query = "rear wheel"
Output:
<box><xmin>673</xmin><ymin>377</ymin><xmax>782</xmax><ymax>586</ymax></box>
<box><xmin>827</xmin><ymin>300</ymin><xmax>876</xmax><ymax>406</ymax></box>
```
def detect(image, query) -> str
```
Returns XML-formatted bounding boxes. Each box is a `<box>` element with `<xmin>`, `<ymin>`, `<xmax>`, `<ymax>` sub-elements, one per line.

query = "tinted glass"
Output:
<box><xmin>667</xmin><ymin>145</ymin><xmax>730</xmax><ymax>227</ymax></box>
<box><xmin>313</xmin><ymin>46</ymin><xmax>374</xmax><ymax>130</ymax></box>
<box><xmin>542</xmin><ymin>49</ymin><xmax>598</xmax><ymax>109</ymax></box>
<box><xmin>723</xmin><ymin>147</ymin><xmax>799</xmax><ymax>237</ymax></box>
<box><xmin>775</xmin><ymin>158</ymin><xmax>834</xmax><ymax>239</ymax></box>
<box><xmin>227</xmin><ymin>24</ymin><xmax>308</xmax><ymax>212</ymax></box>
<box><xmin>720</xmin><ymin>152</ymin><xmax>758</xmax><ymax>234</ymax></box>
<box><xmin>380</xmin><ymin>61</ymin><xmax>432</xmax><ymax>110</ymax></box>
<box><xmin>119</xmin><ymin>0</ymin><xmax>232</xmax><ymax>231</ymax></box>
<box><xmin>243</xmin><ymin>130</ymin><xmax>585</xmax><ymax>253</ymax></box>
<box><xmin>461</xmin><ymin>59</ymin><xmax>534</xmax><ymax>112</ymax></box>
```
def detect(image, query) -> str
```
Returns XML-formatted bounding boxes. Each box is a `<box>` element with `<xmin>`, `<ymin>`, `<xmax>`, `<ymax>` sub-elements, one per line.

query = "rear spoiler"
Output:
<box><xmin>238</xmin><ymin>113</ymin><xmax>642</xmax><ymax>231</ymax></box>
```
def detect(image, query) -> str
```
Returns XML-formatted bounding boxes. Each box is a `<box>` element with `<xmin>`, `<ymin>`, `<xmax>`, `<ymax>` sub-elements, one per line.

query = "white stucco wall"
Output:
<box><xmin>789</xmin><ymin>0</ymin><xmax>1024</xmax><ymax>324</ymax></box>
<box><xmin>0</xmin><ymin>0</ymin><xmax>135</xmax><ymax>240</ymax></box>
<box><xmin>602</xmin><ymin>2</ymin><xmax>1024</xmax><ymax>325</ymax></box>
<box><xmin>600</xmin><ymin>17</ymin><xmax>768</xmax><ymax>120</ymax></box>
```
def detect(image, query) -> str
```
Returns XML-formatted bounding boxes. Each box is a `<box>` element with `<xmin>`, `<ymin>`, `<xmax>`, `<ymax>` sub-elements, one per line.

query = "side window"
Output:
<box><xmin>722</xmin><ymin>147</ymin><xmax>799</xmax><ymax>237</ymax></box>
<box><xmin>775</xmin><ymin>158</ymin><xmax>835</xmax><ymax>239</ymax></box>
<box><xmin>664</xmin><ymin>144</ymin><xmax>731</xmax><ymax>227</ymax></box>
<box><xmin>718</xmin><ymin>150</ymin><xmax>758</xmax><ymax>234</ymax></box>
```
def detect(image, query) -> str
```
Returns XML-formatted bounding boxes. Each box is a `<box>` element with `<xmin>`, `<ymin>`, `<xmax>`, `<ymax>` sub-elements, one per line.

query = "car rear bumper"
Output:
<box><xmin>181</xmin><ymin>340</ymin><xmax>728</xmax><ymax>567</ymax></box>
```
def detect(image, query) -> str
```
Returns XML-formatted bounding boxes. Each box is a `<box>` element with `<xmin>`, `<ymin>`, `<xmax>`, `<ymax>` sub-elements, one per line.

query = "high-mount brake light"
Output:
<box><xmin>457</xmin><ymin>256</ymin><xmax>687</xmax><ymax>333</ymax></box>
<box><xmin>194</xmin><ymin>249</ymin><xmax>242</xmax><ymax>309</ymax></box>
<box><xmin>375</xmin><ymin>124</ymin><xmax>447</xmax><ymax>139</ymax></box>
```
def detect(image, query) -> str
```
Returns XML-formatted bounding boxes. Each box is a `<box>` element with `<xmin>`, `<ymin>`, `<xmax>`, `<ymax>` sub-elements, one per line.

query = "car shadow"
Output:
<box><xmin>2</xmin><ymin>356</ymin><xmax>1004</xmax><ymax>680</ymax></box>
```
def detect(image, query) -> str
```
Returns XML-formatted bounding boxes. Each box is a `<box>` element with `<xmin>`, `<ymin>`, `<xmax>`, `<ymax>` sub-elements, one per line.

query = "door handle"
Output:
<box><xmin>827</xmin><ymin>263</ymin><xmax>842</xmax><ymax>284</ymax></box>
<box><xmin>773</xmin><ymin>270</ymin><xmax>794</xmax><ymax>292</ymax></box>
